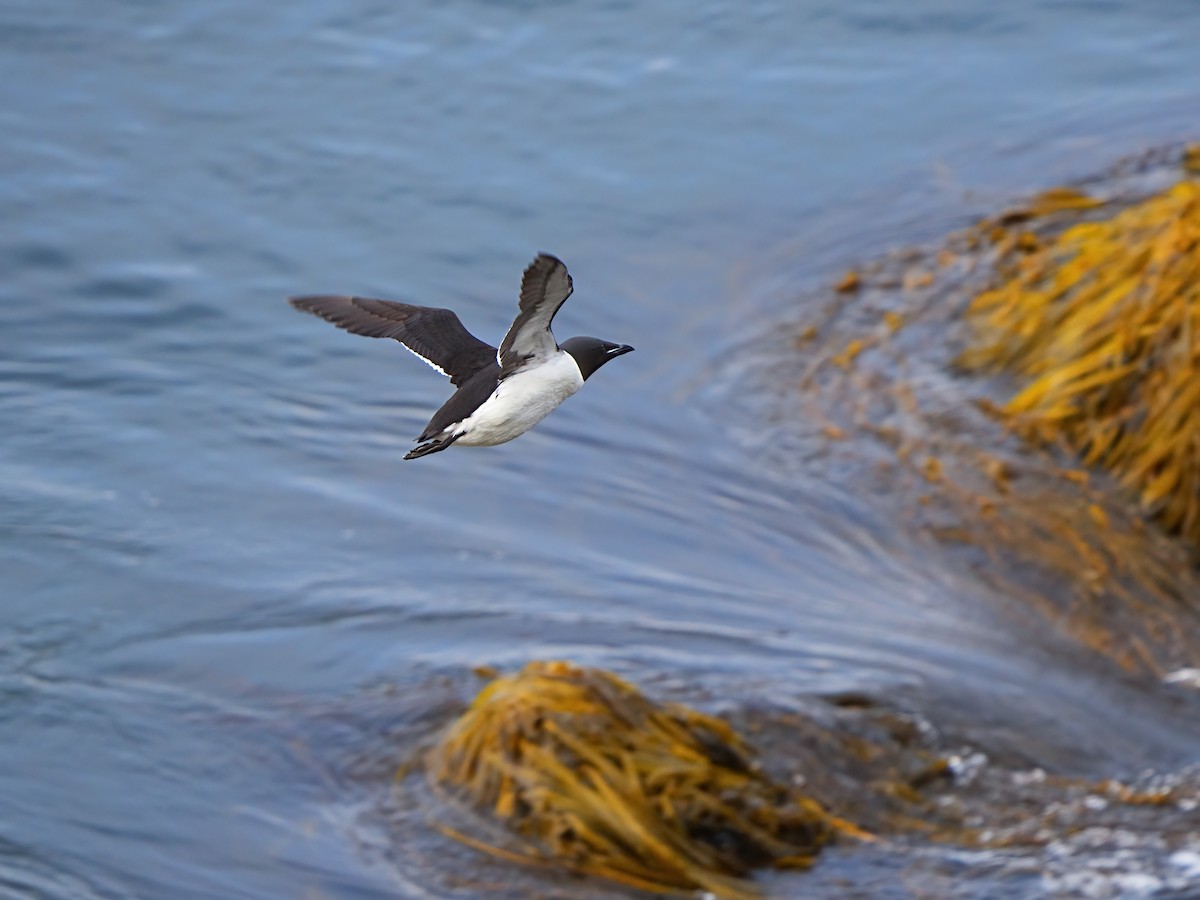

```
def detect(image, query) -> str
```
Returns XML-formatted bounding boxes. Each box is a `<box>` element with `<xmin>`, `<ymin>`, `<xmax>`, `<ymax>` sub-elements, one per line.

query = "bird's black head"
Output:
<box><xmin>560</xmin><ymin>337</ymin><xmax>634</xmax><ymax>381</ymax></box>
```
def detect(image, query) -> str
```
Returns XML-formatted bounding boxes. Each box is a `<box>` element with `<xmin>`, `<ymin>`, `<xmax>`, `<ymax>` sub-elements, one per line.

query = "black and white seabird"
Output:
<box><xmin>289</xmin><ymin>253</ymin><xmax>634</xmax><ymax>459</ymax></box>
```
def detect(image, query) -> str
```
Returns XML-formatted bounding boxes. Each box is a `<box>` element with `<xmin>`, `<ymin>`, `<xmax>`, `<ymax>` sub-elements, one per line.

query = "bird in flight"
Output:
<box><xmin>289</xmin><ymin>253</ymin><xmax>634</xmax><ymax>459</ymax></box>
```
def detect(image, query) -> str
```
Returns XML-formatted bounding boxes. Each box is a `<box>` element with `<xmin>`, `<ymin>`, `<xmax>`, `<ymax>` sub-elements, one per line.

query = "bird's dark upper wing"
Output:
<box><xmin>497</xmin><ymin>253</ymin><xmax>573</xmax><ymax>376</ymax></box>
<box><xmin>289</xmin><ymin>295</ymin><xmax>497</xmax><ymax>387</ymax></box>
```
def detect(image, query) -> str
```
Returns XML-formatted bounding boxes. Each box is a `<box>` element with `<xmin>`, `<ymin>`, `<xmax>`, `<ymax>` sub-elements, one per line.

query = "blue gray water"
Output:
<box><xmin>3</xmin><ymin>1</ymin><xmax>1199</xmax><ymax>897</ymax></box>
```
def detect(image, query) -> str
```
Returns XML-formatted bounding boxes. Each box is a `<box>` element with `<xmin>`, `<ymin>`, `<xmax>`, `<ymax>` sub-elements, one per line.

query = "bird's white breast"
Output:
<box><xmin>453</xmin><ymin>351</ymin><xmax>584</xmax><ymax>446</ymax></box>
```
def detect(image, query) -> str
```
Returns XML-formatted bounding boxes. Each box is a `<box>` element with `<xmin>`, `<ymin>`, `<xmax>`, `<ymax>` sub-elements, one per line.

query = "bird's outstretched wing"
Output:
<box><xmin>289</xmin><ymin>296</ymin><xmax>497</xmax><ymax>387</ymax></box>
<box><xmin>497</xmin><ymin>253</ymin><xmax>573</xmax><ymax>376</ymax></box>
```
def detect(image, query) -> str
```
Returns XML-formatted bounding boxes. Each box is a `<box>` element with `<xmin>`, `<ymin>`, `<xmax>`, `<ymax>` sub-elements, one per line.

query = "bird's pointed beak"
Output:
<box><xmin>607</xmin><ymin>344</ymin><xmax>635</xmax><ymax>357</ymax></box>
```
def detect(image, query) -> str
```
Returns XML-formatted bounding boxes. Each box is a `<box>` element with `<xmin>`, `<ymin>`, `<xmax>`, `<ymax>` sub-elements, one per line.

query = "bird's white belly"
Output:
<box><xmin>453</xmin><ymin>351</ymin><xmax>584</xmax><ymax>446</ymax></box>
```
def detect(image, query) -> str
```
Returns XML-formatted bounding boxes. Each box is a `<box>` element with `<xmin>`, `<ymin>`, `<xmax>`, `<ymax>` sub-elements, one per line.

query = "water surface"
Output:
<box><xmin>2</xmin><ymin>1</ymin><xmax>1200</xmax><ymax>896</ymax></box>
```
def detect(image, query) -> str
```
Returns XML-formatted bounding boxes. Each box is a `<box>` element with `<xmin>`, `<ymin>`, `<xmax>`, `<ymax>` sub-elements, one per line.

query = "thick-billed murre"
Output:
<box><xmin>289</xmin><ymin>253</ymin><xmax>634</xmax><ymax>459</ymax></box>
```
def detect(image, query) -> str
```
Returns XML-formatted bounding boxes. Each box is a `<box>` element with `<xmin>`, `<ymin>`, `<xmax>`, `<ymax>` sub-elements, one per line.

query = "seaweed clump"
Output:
<box><xmin>428</xmin><ymin>661</ymin><xmax>834</xmax><ymax>899</ymax></box>
<box><xmin>960</xmin><ymin>173</ymin><xmax>1200</xmax><ymax>548</ymax></box>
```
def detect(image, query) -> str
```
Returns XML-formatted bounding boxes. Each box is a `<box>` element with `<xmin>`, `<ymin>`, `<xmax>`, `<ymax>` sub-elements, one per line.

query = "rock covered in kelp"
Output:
<box><xmin>961</xmin><ymin>176</ymin><xmax>1200</xmax><ymax>551</ymax></box>
<box><xmin>427</xmin><ymin>660</ymin><xmax>837</xmax><ymax>900</ymax></box>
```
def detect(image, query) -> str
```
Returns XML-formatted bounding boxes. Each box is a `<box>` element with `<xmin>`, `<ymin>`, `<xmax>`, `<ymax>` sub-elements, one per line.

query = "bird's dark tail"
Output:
<box><xmin>404</xmin><ymin>433</ymin><xmax>461</xmax><ymax>460</ymax></box>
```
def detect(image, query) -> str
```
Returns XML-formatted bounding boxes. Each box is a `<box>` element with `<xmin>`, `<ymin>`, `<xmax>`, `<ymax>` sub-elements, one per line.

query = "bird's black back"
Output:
<box><xmin>415</xmin><ymin>362</ymin><xmax>501</xmax><ymax>442</ymax></box>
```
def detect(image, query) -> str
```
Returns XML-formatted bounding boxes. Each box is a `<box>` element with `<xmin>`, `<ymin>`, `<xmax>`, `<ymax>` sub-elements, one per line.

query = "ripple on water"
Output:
<box><xmin>2</xmin><ymin>241</ymin><xmax>74</xmax><ymax>271</ymax></box>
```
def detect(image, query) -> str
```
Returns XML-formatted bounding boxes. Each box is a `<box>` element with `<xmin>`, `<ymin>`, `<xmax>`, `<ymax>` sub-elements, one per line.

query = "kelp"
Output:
<box><xmin>775</xmin><ymin>148</ymin><xmax>1200</xmax><ymax>677</ymax></box>
<box><xmin>960</xmin><ymin>174</ymin><xmax>1200</xmax><ymax>549</ymax></box>
<box><xmin>415</xmin><ymin>664</ymin><xmax>1200</xmax><ymax>897</ymax></box>
<box><xmin>427</xmin><ymin>661</ymin><xmax>838</xmax><ymax>899</ymax></box>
